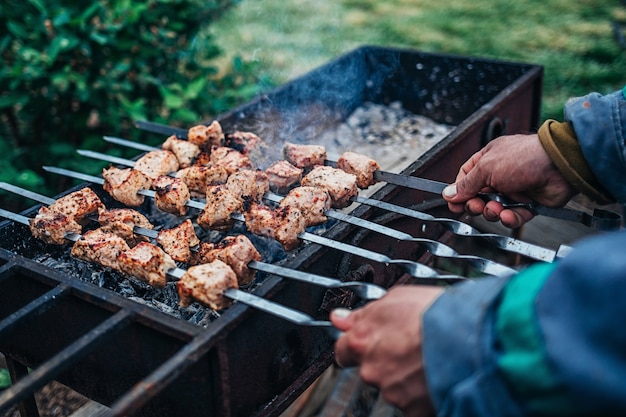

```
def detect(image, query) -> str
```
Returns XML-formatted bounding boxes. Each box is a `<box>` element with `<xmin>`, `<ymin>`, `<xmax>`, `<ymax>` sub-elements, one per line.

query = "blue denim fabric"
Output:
<box><xmin>564</xmin><ymin>89</ymin><xmax>626</xmax><ymax>203</ymax></box>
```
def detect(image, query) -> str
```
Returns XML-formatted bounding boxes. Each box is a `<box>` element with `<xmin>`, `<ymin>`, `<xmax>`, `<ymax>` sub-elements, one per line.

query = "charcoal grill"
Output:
<box><xmin>0</xmin><ymin>45</ymin><xmax>544</xmax><ymax>417</ymax></box>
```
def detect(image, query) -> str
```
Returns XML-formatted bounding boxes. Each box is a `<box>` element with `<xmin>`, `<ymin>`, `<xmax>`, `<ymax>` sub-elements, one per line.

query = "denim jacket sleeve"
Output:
<box><xmin>564</xmin><ymin>88</ymin><xmax>626</xmax><ymax>203</ymax></box>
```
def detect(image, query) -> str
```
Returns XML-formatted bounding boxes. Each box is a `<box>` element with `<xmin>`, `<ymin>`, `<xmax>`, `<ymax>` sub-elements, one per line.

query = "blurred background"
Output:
<box><xmin>1</xmin><ymin>0</ymin><xmax>625</xmax><ymax>211</ymax></box>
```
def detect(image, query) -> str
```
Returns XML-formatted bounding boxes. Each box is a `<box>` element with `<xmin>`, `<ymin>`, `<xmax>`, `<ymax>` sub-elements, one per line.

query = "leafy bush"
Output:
<box><xmin>0</xmin><ymin>0</ymin><xmax>269</xmax><ymax>211</ymax></box>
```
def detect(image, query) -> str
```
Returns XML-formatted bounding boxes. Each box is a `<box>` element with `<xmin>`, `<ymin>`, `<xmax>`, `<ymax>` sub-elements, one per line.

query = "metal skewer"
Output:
<box><xmin>124</xmin><ymin>125</ymin><xmax>622</xmax><ymax>231</ymax></box>
<box><xmin>41</xmin><ymin>166</ymin><xmax>467</xmax><ymax>282</ymax></box>
<box><xmin>0</xmin><ymin>182</ymin><xmax>387</xmax><ymax>301</ymax></box>
<box><xmin>77</xmin><ymin>147</ymin><xmax>560</xmax><ymax>263</ymax></box>
<box><xmin>0</xmin><ymin>206</ymin><xmax>341</xmax><ymax>337</ymax></box>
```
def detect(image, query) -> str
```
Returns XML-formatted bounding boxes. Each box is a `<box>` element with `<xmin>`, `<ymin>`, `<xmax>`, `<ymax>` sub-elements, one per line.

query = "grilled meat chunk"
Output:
<box><xmin>191</xmin><ymin>235</ymin><xmax>261</xmax><ymax>285</ymax></box>
<box><xmin>282</xmin><ymin>142</ymin><xmax>326</xmax><ymax>168</ymax></box>
<box><xmin>177</xmin><ymin>260</ymin><xmax>238</xmax><ymax>309</ymax></box>
<box><xmin>187</xmin><ymin>121</ymin><xmax>225</xmax><ymax>151</ymax></box>
<box><xmin>48</xmin><ymin>187</ymin><xmax>104</xmax><ymax>224</ymax></box>
<box><xmin>102</xmin><ymin>166</ymin><xmax>152</xmax><ymax>207</ymax></box>
<box><xmin>210</xmin><ymin>146</ymin><xmax>253</xmax><ymax>175</ymax></box>
<box><xmin>71</xmin><ymin>228</ymin><xmax>131</xmax><ymax>271</ymax></box>
<box><xmin>197</xmin><ymin>185</ymin><xmax>243</xmax><ymax>230</ymax></box>
<box><xmin>265</xmin><ymin>160</ymin><xmax>303</xmax><ymax>194</ymax></box>
<box><xmin>301</xmin><ymin>165</ymin><xmax>358</xmax><ymax>208</ymax></box>
<box><xmin>175</xmin><ymin>165</ymin><xmax>228</xmax><ymax>196</ymax></box>
<box><xmin>162</xmin><ymin>135</ymin><xmax>200</xmax><ymax>168</ymax></box>
<box><xmin>29</xmin><ymin>206</ymin><xmax>83</xmax><ymax>245</ymax></box>
<box><xmin>226</xmin><ymin>169</ymin><xmax>269</xmax><ymax>203</ymax></box>
<box><xmin>225</xmin><ymin>131</ymin><xmax>267</xmax><ymax>158</ymax></box>
<box><xmin>156</xmin><ymin>219</ymin><xmax>200</xmax><ymax>263</ymax></box>
<box><xmin>118</xmin><ymin>242</ymin><xmax>176</xmax><ymax>288</ymax></box>
<box><xmin>153</xmin><ymin>175</ymin><xmax>190</xmax><ymax>216</ymax></box>
<box><xmin>134</xmin><ymin>150</ymin><xmax>180</xmax><ymax>181</ymax></box>
<box><xmin>337</xmin><ymin>151</ymin><xmax>381</xmax><ymax>189</ymax></box>
<box><xmin>244</xmin><ymin>203</ymin><xmax>305</xmax><ymax>251</ymax></box>
<box><xmin>279</xmin><ymin>186</ymin><xmax>331</xmax><ymax>226</ymax></box>
<box><xmin>97</xmin><ymin>208</ymin><xmax>154</xmax><ymax>247</ymax></box>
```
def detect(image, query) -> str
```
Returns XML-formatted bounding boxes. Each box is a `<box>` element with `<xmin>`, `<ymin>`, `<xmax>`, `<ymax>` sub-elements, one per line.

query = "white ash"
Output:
<box><xmin>318</xmin><ymin>101</ymin><xmax>454</xmax><ymax>174</ymax></box>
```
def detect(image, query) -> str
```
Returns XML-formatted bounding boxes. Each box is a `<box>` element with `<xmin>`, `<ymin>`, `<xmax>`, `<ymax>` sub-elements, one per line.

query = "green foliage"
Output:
<box><xmin>0</xmin><ymin>0</ymin><xmax>267</xmax><ymax>210</ymax></box>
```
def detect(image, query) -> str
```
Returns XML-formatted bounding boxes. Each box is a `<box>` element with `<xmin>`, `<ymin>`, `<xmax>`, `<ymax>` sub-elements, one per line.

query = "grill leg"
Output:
<box><xmin>5</xmin><ymin>357</ymin><xmax>40</xmax><ymax>417</ymax></box>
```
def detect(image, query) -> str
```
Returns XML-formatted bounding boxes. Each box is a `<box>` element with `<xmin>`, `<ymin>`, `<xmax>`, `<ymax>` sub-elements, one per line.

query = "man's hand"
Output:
<box><xmin>331</xmin><ymin>286</ymin><xmax>444</xmax><ymax>417</ymax></box>
<box><xmin>442</xmin><ymin>134</ymin><xmax>577</xmax><ymax>228</ymax></box>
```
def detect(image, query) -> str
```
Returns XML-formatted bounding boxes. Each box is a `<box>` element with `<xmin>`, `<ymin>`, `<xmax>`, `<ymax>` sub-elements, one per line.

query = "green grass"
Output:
<box><xmin>209</xmin><ymin>0</ymin><xmax>626</xmax><ymax>121</ymax></box>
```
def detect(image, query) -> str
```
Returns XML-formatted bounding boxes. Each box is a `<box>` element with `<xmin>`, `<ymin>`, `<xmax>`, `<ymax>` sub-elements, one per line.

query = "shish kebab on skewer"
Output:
<box><xmin>79</xmin><ymin>141</ymin><xmax>556</xmax><ymax>265</ymax></box>
<box><xmin>128</xmin><ymin>120</ymin><xmax>622</xmax><ymax>231</ymax></box>
<box><xmin>0</xmin><ymin>207</ymin><xmax>342</xmax><ymax>336</ymax></box>
<box><xmin>0</xmin><ymin>182</ymin><xmax>388</xmax><ymax>304</ymax></box>
<box><xmin>41</xmin><ymin>166</ymin><xmax>467</xmax><ymax>282</ymax></box>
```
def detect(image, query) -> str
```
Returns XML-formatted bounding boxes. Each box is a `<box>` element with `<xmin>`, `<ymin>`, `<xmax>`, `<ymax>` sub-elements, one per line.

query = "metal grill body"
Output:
<box><xmin>0</xmin><ymin>46</ymin><xmax>543</xmax><ymax>417</ymax></box>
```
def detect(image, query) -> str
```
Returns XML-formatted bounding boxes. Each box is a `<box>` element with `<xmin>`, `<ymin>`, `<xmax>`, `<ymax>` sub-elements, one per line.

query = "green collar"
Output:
<box><xmin>622</xmin><ymin>85</ymin><xmax>626</xmax><ymax>100</ymax></box>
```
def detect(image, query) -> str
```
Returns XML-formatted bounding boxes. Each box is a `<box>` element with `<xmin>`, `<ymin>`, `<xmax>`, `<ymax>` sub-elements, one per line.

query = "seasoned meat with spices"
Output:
<box><xmin>133</xmin><ymin>150</ymin><xmax>180</xmax><ymax>181</ymax></box>
<box><xmin>157</xmin><ymin>219</ymin><xmax>200</xmax><ymax>263</ymax></box>
<box><xmin>118</xmin><ymin>242</ymin><xmax>176</xmax><ymax>288</ymax></box>
<box><xmin>191</xmin><ymin>235</ymin><xmax>261</xmax><ymax>285</ymax></box>
<box><xmin>187</xmin><ymin>121</ymin><xmax>225</xmax><ymax>151</ymax></box>
<box><xmin>153</xmin><ymin>175</ymin><xmax>190</xmax><ymax>216</ymax></box>
<box><xmin>337</xmin><ymin>151</ymin><xmax>381</xmax><ymax>189</ymax></box>
<box><xmin>265</xmin><ymin>160</ymin><xmax>303</xmax><ymax>194</ymax></box>
<box><xmin>29</xmin><ymin>206</ymin><xmax>83</xmax><ymax>245</ymax></box>
<box><xmin>210</xmin><ymin>146</ymin><xmax>253</xmax><ymax>175</ymax></box>
<box><xmin>71</xmin><ymin>228</ymin><xmax>130</xmax><ymax>271</ymax></box>
<box><xmin>175</xmin><ymin>165</ymin><xmax>228</xmax><ymax>196</ymax></box>
<box><xmin>244</xmin><ymin>203</ymin><xmax>305</xmax><ymax>251</ymax></box>
<box><xmin>301</xmin><ymin>165</ymin><xmax>358</xmax><ymax>209</ymax></box>
<box><xmin>279</xmin><ymin>186</ymin><xmax>331</xmax><ymax>226</ymax></box>
<box><xmin>162</xmin><ymin>135</ymin><xmax>200</xmax><ymax>168</ymax></box>
<box><xmin>97</xmin><ymin>208</ymin><xmax>154</xmax><ymax>247</ymax></box>
<box><xmin>282</xmin><ymin>142</ymin><xmax>326</xmax><ymax>168</ymax></box>
<box><xmin>225</xmin><ymin>131</ymin><xmax>267</xmax><ymax>159</ymax></box>
<box><xmin>47</xmin><ymin>187</ymin><xmax>103</xmax><ymax>224</ymax></box>
<box><xmin>177</xmin><ymin>260</ymin><xmax>238</xmax><ymax>309</ymax></box>
<box><xmin>102</xmin><ymin>166</ymin><xmax>152</xmax><ymax>207</ymax></box>
<box><xmin>226</xmin><ymin>169</ymin><xmax>269</xmax><ymax>203</ymax></box>
<box><xmin>197</xmin><ymin>185</ymin><xmax>243</xmax><ymax>230</ymax></box>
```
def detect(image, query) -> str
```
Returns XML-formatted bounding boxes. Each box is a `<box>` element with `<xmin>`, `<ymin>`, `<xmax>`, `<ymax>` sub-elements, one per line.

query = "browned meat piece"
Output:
<box><xmin>97</xmin><ymin>208</ymin><xmax>154</xmax><ymax>247</ymax></box>
<box><xmin>225</xmin><ymin>169</ymin><xmax>269</xmax><ymax>203</ymax></box>
<box><xmin>156</xmin><ymin>219</ymin><xmax>200</xmax><ymax>263</ymax></box>
<box><xmin>337</xmin><ymin>151</ymin><xmax>381</xmax><ymax>189</ymax></box>
<box><xmin>225</xmin><ymin>131</ymin><xmax>267</xmax><ymax>158</ymax></box>
<box><xmin>187</xmin><ymin>121</ymin><xmax>224</xmax><ymax>151</ymax></box>
<box><xmin>279</xmin><ymin>186</ymin><xmax>331</xmax><ymax>226</ymax></box>
<box><xmin>162</xmin><ymin>135</ymin><xmax>200</xmax><ymax>168</ymax></box>
<box><xmin>153</xmin><ymin>175</ymin><xmax>190</xmax><ymax>216</ymax></box>
<box><xmin>282</xmin><ymin>142</ymin><xmax>326</xmax><ymax>168</ymax></box>
<box><xmin>197</xmin><ymin>185</ymin><xmax>243</xmax><ymax>230</ymax></box>
<box><xmin>133</xmin><ymin>150</ymin><xmax>180</xmax><ymax>181</ymax></box>
<box><xmin>71</xmin><ymin>228</ymin><xmax>130</xmax><ymax>271</ymax></box>
<box><xmin>190</xmin><ymin>235</ymin><xmax>261</xmax><ymax>285</ymax></box>
<box><xmin>102</xmin><ymin>166</ymin><xmax>152</xmax><ymax>207</ymax></box>
<box><xmin>301</xmin><ymin>166</ymin><xmax>358</xmax><ymax>209</ymax></box>
<box><xmin>244</xmin><ymin>203</ymin><xmax>305</xmax><ymax>251</ymax></box>
<box><xmin>175</xmin><ymin>165</ymin><xmax>228</xmax><ymax>195</ymax></box>
<box><xmin>192</xmin><ymin>151</ymin><xmax>212</xmax><ymax>167</ymax></box>
<box><xmin>48</xmin><ymin>187</ymin><xmax>104</xmax><ymax>224</ymax></box>
<box><xmin>210</xmin><ymin>146</ymin><xmax>253</xmax><ymax>175</ymax></box>
<box><xmin>265</xmin><ymin>160</ymin><xmax>303</xmax><ymax>194</ymax></box>
<box><xmin>29</xmin><ymin>206</ymin><xmax>83</xmax><ymax>245</ymax></box>
<box><xmin>118</xmin><ymin>242</ymin><xmax>176</xmax><ymax>288</ymax></box>
<box><xmin>177</xmin><ymin>260</ymin><xmax>238</xmax><ymax>309</ymax></box>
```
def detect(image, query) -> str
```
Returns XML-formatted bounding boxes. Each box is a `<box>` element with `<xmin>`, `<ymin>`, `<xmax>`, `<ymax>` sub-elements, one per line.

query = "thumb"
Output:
<box><xmin>330</xmin><ymin>308</ymin><xmax>354</xmax><ymax>331</ymax></box>
<box><xmin>442</xmin><ymin>170</ymin><xmax>487</xmax><ymax>203</ymax></box>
